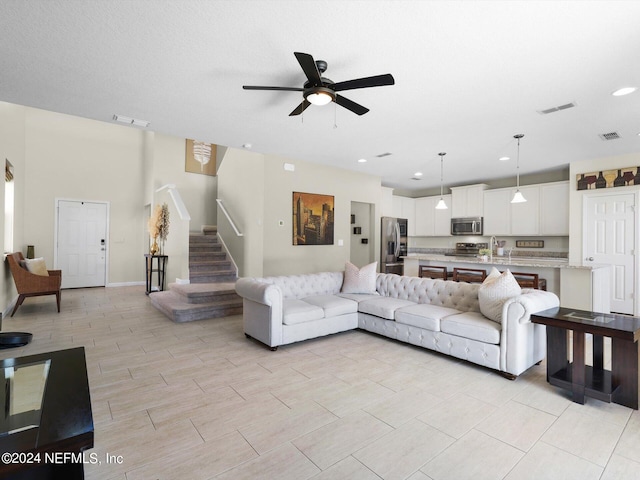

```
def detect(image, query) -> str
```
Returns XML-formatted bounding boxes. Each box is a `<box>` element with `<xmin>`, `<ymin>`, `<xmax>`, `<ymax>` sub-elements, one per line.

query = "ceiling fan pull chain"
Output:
<box><xmin>333</xmin><ymin>102</ymin><xmax>338</xmax><ymax>129</ymax></box>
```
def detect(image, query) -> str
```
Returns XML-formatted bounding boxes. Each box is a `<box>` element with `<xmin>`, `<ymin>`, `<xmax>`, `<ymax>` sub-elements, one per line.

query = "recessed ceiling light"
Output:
<box><xmin>612</xmin><ymin>87</ymin><xmax>637</xmax><ymax>96</ymax></box>
<box><xmin>358</xmin><ymin>158</ymin><xmax>367</xmax><ymax>163</ymax></box>
<box><xmin>242</xmin><ymin>143</ymin><xmax>252</xmax><ymax>149</ymax></box>
<box><xmin>499</xmin><ymin>156</ymin><xmax>510</xmax><ymax>161</ymax></box>
<box><xmin>414</xmin><ymin>172</ymin><xmax>423</xmax><ymax>177</ymax></box>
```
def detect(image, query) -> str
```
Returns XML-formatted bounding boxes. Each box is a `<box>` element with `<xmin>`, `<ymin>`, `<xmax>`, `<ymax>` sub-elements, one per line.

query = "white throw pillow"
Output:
<box><xmin>25</xmin><ymin>257</ymin><xmax>49</xmax><ymax>276</ymax></box>
<box><xmin>341</xmin><ymin>261</ymin><xmax>377</xmax><ymax>294</ymax></box>
<box><xmin>478</xmin><ymin>268</ymin><xmax>521</xmax><ymax>323</ymax></box>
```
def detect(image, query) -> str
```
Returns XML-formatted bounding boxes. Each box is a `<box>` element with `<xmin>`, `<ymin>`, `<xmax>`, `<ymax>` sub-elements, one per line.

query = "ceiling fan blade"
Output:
<box><xmin>289</xmin><ymin>99</ymin><xmax>311</xmax><ymax>116</ymax></box>
<box><xmin>243</xmin><ymin>85</ymin><xmax>304</xmax><ymax>91</ymax></box>
<box><xmin>333</xmin><ymin>74</ymin><xmax>395</xmax><ymax>92</ymax></box>
<box><xmin>294</xmin><ymin>52</ymin><xmax>322</xmax><ymax>87</ymax></box>
<box><xmin>335</xmin><ymin>95</ymin><xmax>369</xmax><ymax>116</ymax></box>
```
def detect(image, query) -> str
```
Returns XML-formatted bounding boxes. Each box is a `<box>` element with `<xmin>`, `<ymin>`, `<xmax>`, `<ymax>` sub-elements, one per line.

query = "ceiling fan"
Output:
<box><xmin>243</xmin><ymin>52</ymin><xmax>395</xmax><ymax>116</ymax></box>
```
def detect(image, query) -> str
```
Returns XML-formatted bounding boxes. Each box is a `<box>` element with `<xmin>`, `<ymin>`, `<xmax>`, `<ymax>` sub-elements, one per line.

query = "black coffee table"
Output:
<box><xmin>0</xmin><ymin>347</ymin><xmax>94</xmax><ymax>479</ymax></box>
<box><xmin>532</xmin><ymin>307</ymin><xmax>640</xmax><ymax>409</ymax></box>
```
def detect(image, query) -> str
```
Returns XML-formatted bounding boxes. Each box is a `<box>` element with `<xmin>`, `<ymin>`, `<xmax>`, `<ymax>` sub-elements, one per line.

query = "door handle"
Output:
<box><xmin>585</xmin><ymin>256</ymin><xmax>594</xmax><ymax>261</ymax></box>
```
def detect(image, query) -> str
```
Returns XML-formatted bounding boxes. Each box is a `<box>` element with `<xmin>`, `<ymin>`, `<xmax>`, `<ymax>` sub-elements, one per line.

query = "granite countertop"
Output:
<box><xmin>403</xmin><ymin>254</ymin><xmax>608</xmax><ymax>270</ymax></box>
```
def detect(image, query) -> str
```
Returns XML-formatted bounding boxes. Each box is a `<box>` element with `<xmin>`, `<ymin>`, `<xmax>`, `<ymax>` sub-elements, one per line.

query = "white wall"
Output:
<box><xmin>216</xmin><ymin>148</ymin><xmax>265</xmax><ymax>277</ymax></box>
<box><xmin>23</xmin><ymin>108</ymin><xmax>146</xmax><ymax>284</ymax></box>
<box><xmin>217</xmin><ymin>148</ymin><xmax>383</xmax><ymax>277</ymax></box>
<box><xmin>261</xmin><ymin>154</ymin><xmax>382</xmax><ymax>276</ymax></box>
<box><xmin>0</xmin><ymin>103</ymin><xmax>219</xmax><ymax>300</ymax></box>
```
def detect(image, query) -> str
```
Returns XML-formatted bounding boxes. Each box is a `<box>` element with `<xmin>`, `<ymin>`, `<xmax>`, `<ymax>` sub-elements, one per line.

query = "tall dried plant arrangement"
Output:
<box><xmin>147</xmin><ymin>203</ymin><xmax>170</xmax><ymax>254</ymax></box>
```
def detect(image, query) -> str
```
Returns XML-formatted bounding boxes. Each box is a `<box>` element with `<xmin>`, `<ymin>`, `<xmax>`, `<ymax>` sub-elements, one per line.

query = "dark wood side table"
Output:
<box><xmin>0</xmin><ymin>347</ymin><xmax>94</xmax><ymax>479</ymax></box>
<box><xmin>144</xmin><ymin>254</ymin><xmax>168</xmax><ymax>295</ymax></box>
<box><xmin>532</xmin><ymin>307</ymin><xmax>640</xmax><ymax>409</ymax></box>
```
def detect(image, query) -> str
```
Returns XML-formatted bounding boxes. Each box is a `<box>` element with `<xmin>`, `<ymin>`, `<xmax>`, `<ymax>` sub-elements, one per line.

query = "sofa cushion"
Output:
<box><xmin>478</xmin><ymin>268</ymin><xmax>521</xmax><ymax>323</ymax></box>
<box><xmin>303</xmin><ymin>295</ymin><xmax>358</xmax><ymax>317</ymax></box>
<box><xmin>395</xmin><ymin>304</ymin><xmax>461</xmax><ymax>332</ymax></box>
<box><xmin>358</xmin><ymin>297</ymin><xmax>416</xmax><ymax>320</ymax></box>
<box><xmin>341</xmin><ymin>261</ymin><xmax>377</xmax><ymax>294</ymax></box>
<box><xmin>336</xmin><ymin>292</ymin><xmax>380</xmax><ymax>303</ymax></box>
<box><xmin>441</xmin><ymin>311</ymin><xmax>501</xmax><ymax>344</ymax></box>
<box><xmin>282</xmin><ymin>299</ymin><xmax>325</xmax><ymax>325</ymax></box>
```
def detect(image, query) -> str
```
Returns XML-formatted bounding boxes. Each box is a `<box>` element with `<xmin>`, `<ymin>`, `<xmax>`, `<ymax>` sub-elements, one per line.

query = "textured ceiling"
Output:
<box><xmin>2</xmin><ymin>0</ymin><xmax>640</xmax><ymax>193</ymax></box>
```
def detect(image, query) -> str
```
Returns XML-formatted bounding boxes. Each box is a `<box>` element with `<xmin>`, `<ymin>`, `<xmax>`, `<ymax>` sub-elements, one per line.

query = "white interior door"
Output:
<box><xmin>584</xmin><ymin>193</ymin><xmax>635</xmax><ymax>314</ymax></box>
<box><xmin>57</xmin><ymin>200</ymin><xmax>108</xmax><ymax>288</ymax></box>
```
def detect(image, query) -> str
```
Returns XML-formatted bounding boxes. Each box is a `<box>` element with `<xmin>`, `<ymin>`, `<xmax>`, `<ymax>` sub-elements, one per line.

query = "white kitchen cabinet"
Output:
<box><xmin>414</xmin><ymin>197</ymin><xmax>434</xmax><ymax>236</ymax></box>
<box><xmin>434</xmin><ymin>195</ymin><xmax>452</xmax><ymax>236</ymax></box>
<box><xmin>540</xmin><ymin>181</ymin><xmax>569</xmax><ymax>235</ymax></box>
<box><xmin>483</xmin><ymin>189</ymin><xmax>511</xmax><ymax>235</ymax></box>
<box><xmin>510</xmin><ymin>185</ymin><xmax>540</xmax><ymax>235</ymax></box>
<box><xmin>391</xmin><ymin>195</ymin><xmax>416</xmax><ymax>236</ymax></box>
<box><xmin>414</xmin><ymin>195</ymin><xmax>452</xmax><ymax>236</ymax></box>
<box><xmin>450</xmin><ymin>184</ymin><xmax>487</xmax><ymax>218</ymax></box>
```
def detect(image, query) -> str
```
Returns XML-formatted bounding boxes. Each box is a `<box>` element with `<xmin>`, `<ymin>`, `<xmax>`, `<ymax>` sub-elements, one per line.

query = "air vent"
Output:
<box><xmin>537</xmin><ymin>102</ymin><xmax>577</xmax><ymax>115</ymax></box>
<box><xmin>376</xmin><ymin>152</ymin><xmax>392</xmax><ymax>158</ymax></box>
<box><xmin>599</xmin><ymin>131</ymin><xmax>621</xmax><ymax>141</ymax></box>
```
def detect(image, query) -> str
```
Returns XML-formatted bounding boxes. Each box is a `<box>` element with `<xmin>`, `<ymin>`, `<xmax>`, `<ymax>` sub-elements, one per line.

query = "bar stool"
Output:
<box><xmin>452</xmin><ymin>267</ymin><xmax>487</xmax><ymax>283</ymax></box>
<box><xmin>419</xmin><ymin>265</ymin><xmax>449</xmax><ymax>280</ymax></box>
<box><xmin>512</xmin><ymin>272</ymin><xmax>547</xmax><ymax>290</ymax></box>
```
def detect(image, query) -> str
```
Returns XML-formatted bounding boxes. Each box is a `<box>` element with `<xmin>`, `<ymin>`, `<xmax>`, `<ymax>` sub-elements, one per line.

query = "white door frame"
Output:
<box><xmin>582</xmin><ymin>189</ymin><xmax>639</xmax><ymax>315</ymax></box>
<box><xmin>54</xmin><ymin>198</ymin><xmax>111</xmax><ymax>287</ymax></box>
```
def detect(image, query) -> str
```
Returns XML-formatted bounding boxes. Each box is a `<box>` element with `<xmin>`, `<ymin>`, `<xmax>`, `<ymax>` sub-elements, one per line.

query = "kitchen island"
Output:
<box><xmin>403</xmin><ymin>254</ymin><xmax>610</xmax><ymax>313</ymax></box>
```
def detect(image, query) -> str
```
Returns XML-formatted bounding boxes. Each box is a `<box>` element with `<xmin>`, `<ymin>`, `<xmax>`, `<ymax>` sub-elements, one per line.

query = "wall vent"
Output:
<box><xmin>376</xmin><ymin>152</ymin><xmax>392</xmax><ymax>158</ymax></box>
<box><xmin>599</xmin><ymin>131</ymin><xmax>621</xmax><ymax>141</ymax></box>
<box><xmin>537</xmin><ymin>102</ymin><xmax>576</xmax><ymax>115</ymax></box>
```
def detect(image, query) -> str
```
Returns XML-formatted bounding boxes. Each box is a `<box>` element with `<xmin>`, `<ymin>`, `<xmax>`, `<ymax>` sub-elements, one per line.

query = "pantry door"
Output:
<box><xmin>583</xmin><ymin>193</ymin><xmax>635</xmax><ymax>314</ymax></box>
<box><xmin>56</xmin><ymin>200</ymin><xmax>109</xmax><ymax>288</ymax></box>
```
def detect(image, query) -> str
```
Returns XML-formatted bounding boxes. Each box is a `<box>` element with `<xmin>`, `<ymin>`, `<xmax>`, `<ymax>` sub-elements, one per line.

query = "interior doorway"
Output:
<box><xmin>55</xmin><ymin>199</ymin><xmax>109</xmax><ymax>288</ymax></box>
<box><xmin>583</xmin><ymin>192</ymin><xmax>635</xmax><ymax>314</ymax></box>
<box><xmin>350</xmin><ymin>202</ymin><xmax>375</xmax><ymax>267</ymax></box>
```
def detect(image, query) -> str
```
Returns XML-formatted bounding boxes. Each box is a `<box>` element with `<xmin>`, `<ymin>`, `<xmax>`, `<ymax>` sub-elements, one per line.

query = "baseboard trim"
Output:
<box><xmin>106</xmin><ymin>281</ymin><xmax>146</xmax><ymax>288</ymax></box>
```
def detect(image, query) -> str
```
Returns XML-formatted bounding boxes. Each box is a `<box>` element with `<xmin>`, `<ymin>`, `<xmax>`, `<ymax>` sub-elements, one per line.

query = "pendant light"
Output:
<box><xmin>511</xmin><ymin>134</ymin><xmax>527</xmax><ymax>203</ymax></box>
<box><xmin>435</xmin><ymin>152</ymin><xmax>448</xmax><ymax>209</ymax></box>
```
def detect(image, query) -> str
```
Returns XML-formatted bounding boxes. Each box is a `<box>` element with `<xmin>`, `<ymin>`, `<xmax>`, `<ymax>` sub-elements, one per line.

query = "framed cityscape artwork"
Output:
<box><xmin>577</xmin><ymin>166</ymin><xmax>640</xmax><ymax>190</ymax></box>
<box><xmin>292</xmin><ymin>192</ymin><xmax>334</xmax><ymax>245</ymax></box>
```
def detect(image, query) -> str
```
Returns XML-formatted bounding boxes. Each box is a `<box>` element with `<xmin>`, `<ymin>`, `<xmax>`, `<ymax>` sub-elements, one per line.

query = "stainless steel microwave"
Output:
<box><xmin>451</xmin><ymin>217</ymin><xmax>483</xmax><ymax>236</ymax></box>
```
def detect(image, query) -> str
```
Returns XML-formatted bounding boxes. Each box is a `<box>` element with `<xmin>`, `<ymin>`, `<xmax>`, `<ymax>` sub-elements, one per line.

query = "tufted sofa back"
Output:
<box><xmin>258</xmin><ymin>271</ymin><xmax>345</xmax><ymax>299</ymax></box>
<box><xmin>376</xmin><ymin>273</ymin><xmax>481</xmax><ymax>313</ymax></box>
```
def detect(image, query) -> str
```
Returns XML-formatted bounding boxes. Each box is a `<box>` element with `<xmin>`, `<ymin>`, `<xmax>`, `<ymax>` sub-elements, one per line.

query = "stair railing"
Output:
<box><xmin>216</xmin><ymin>199</ymin><xmax>243</xmax><ymax>237</ymax></box>
<box><xmin>156</xmin><ymin>184</ymin><xmax>191</xmax><ymax>282</ymax></box>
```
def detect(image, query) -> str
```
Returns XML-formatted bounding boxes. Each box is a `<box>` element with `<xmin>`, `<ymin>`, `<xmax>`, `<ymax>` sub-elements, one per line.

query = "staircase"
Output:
<box><xmin>149</xmin><ymin>226</ymin><xmax>243</xmax><ymax>323</ymax></box>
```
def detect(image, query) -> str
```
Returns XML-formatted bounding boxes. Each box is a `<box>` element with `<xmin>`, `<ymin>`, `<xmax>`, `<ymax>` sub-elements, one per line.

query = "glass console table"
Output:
<box><xmin>0</xmin><ymin>347</ymin><xmax>94</xmax><ymax>479</ymax></box>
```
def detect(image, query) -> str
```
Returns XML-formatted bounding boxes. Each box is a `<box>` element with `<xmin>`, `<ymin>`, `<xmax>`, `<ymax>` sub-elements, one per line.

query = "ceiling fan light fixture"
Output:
<box><xmin>305</xmin><ymin>87</ymin><xmax>335</xmax><ymax>106</ymax></box>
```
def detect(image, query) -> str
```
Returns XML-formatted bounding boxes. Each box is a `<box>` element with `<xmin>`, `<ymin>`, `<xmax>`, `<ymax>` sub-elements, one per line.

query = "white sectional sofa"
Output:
<box><xmin>235</xmin><ymin>271</ymin><xmax>560</xmax><ymax>377</ymax></box>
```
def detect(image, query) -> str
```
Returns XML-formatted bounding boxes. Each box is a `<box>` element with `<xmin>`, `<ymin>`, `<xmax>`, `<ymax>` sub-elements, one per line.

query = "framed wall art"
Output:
<box><xmin>577</xmin><ymin>167</ymin><xmax>640</xmax><ymax>190</ymax></box>
<box><xmin>185</xmin><ymin>139</ymin><xmax>217</xmax><ymax>176</ymax></box>
<box><xmin>292</xmin><ymin>192</ymin><xmax>334</xmax><ymax>245</ymax></box>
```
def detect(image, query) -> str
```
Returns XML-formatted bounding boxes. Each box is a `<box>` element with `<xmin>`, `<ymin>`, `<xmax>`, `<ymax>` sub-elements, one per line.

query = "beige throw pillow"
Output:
<box><xmin>25</xmin><ymin>257</ymin><xmax>49</xmax><ymax>276</ymax></box>
<box><xmin>478</xmin><ymin>268</ymin><xmax>521</xmax><ymax>323</ymax></box>
<box><xmin>341</xmin><ymin>261</ymin><xmax>377</xmax><ymax>294</ymax></box>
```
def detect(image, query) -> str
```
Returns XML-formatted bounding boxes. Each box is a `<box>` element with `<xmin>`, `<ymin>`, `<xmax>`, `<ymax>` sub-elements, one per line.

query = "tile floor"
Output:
<box><xmin>2</xmin><ymin>286</ymin><xmax>640</xmax><ymax>480</ymax></box>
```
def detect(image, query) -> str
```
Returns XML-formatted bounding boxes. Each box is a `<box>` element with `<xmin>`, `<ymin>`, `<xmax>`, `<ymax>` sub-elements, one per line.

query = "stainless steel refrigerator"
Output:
<box><xmin>380</xmin><ymin>216</ymin><xmax>408</xmax><ymax>274</ymax></box>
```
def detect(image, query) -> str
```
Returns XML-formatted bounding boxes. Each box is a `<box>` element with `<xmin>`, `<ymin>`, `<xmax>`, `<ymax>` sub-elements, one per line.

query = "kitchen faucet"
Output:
<box><xmin>489</xmin><ymin>236</ymin><xmax>497</xmax><ymax>261</ymax></box>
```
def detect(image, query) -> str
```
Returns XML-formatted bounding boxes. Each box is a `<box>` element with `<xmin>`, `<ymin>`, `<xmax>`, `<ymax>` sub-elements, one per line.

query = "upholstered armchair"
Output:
<box><xmin>7</xmin><ymin>252</ymin><xmax>62</xmax><ymax>316</ymax></box>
